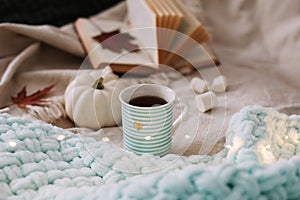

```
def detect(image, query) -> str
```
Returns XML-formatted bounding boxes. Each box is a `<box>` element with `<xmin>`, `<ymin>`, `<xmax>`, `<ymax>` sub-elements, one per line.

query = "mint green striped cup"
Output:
<box><xmin>119</xmin><ymin>84</ymin><xmax>183</xmax><ymax>156</ymax></box>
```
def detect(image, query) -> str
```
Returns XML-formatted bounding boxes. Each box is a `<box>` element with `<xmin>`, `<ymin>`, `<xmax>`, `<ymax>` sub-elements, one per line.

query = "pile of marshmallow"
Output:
<box><xmin>190</xmin><ymin>75</ymin><xmax>227</xmax><ymax>112</ymax></box>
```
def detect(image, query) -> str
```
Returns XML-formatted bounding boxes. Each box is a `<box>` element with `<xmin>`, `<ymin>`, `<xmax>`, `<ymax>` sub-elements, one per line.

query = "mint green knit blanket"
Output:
<box><xmin>1</xmin><ymin>106</ymin><xmax>300</xmax><ymax>199</ymax></box>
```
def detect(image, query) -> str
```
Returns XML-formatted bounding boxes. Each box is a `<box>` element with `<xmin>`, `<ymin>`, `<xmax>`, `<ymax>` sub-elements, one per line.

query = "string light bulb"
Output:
<box><xmin>56</xmin><ymin>135</ymin><xmax>66</xmax><ymax>141</ymax></box>
<box><xmin>8</xmin><ymin>141</ymin><xmax>16</xmax><ymax>147</ymax></box>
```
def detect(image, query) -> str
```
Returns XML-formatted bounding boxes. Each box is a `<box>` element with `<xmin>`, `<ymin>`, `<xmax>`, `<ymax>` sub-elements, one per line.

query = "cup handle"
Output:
<box><xmin>173</xmin><ymin>103</ymin><xmax>187</xmax><ymax>129</ymax></box>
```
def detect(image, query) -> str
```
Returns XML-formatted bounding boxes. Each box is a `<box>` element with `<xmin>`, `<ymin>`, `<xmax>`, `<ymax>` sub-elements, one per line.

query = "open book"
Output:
<box><xmin>75</xmin><ymin>0</ymin><xmax>219</xmax><ymax>74</ymax></box>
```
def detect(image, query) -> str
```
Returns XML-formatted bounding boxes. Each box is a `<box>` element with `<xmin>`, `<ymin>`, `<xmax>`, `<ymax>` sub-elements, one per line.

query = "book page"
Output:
<box><xmin>164</xmin><ymin>0</ymin><xmax>210</xmax><ymax>64</ymax></box>
<box><xmin>172</xmin><ymin>43</ymin><xmax>219</xmax><ymax>69</ymax></box>
<box><xmin>173</xmin><ymin>0</ymin><xmax>203</xmax><ymax>38</ymax></box>
<box><xmin>153</xmin><ymin>0</ymin><xmax>176</xmax><ymax>59</ymax></box>
<box><xmin>127</xmin><ymin>0</ymin><xmax>159</xmax><ymax>64</ymax></box>
<box><xmin>160</xmin><ymin>0</ymin><xmax>183</xmax><ymax>62</ymax></box>
<box><xmin>75</xmin><ymin>18</ymin><xmax>156</xmax><ymax>70</ymax></box>
<box><xmin>144</xmin><ymin>0</ymin><xmax>165</xmax><ymax>63</ymax></box>
<box><xmin>164</xmin><ymin>0</ymin><xmax>183</xmax><ymax>31</ymax></box>
<box><xmin>153</xmin><ymin>0</ymin><xmax>170</xmax><ymax>29</ymax></box>
<box><xmin>145</xmin><ymin>0</ymin><xmax>163</xmax><ymax>28</ymax></box>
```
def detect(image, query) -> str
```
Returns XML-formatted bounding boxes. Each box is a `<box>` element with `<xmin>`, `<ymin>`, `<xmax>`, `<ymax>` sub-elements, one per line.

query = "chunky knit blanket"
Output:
<box><xmin>1</xmin><ymin>106</ymin><xmax>300</xmax><ymax>199</ymax></box>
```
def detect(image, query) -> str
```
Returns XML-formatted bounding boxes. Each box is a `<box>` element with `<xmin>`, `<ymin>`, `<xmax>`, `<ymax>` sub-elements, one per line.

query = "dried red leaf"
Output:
<box><xmin>93</xmin><ymin>30</ymin><xmax>139</xmax><ymax>53</ymax></box>
<box><xmin>11</xmin><ymin>84</ymin><xmax>56</xmax><ymax>108</ymax></box>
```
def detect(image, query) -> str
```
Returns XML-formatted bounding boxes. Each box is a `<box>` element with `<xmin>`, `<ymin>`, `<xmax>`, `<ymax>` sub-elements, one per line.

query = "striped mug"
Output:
<box><xmin>119</xmin><ymin>84</ymin><xmax>185</xmax><ymax>156</ymax></box>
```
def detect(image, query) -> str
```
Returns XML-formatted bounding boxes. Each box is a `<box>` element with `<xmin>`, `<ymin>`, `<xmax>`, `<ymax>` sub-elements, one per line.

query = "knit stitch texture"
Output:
<box><xmin>0</xmin><ymin>106</ymin><xmax>300</xmax><ymax>199</ymax></box>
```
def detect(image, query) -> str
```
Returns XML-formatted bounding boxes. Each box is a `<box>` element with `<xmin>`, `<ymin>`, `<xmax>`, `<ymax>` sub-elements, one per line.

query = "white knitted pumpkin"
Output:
<box><xmin>64</xmin><ymin>67</ymin><xmax>125</xmax><ymax>129</ymax></box>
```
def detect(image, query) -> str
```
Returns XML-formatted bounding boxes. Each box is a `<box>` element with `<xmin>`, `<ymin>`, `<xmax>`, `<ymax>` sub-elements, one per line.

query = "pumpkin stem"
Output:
<box><xmin>93</xmin><ymin>77</ymin><xmax>104</xmax><ymax>90</ymax></box>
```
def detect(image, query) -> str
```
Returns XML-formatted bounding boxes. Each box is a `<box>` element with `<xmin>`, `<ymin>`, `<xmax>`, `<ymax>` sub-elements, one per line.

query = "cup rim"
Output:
<box><xmin>119</xmin><ymin>84</ymin><xmax>176</xmax><ymax>110</ymax></box>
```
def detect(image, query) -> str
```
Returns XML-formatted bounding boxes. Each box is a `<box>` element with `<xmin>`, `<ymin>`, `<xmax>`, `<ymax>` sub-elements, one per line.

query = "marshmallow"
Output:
<box><xmin>210</xmin><ymin>76</ymin><xmax>227</xmax><ymax>92</ymax></box>
<box><xmin>195</xmin><ymin>91</ymin><xmax>218</xmax><ymax>112</ymax></box>
<box><xmin>190</xmin><ymin>77</ymin><xmax>207</xmax><ymax>94</ymax></box>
